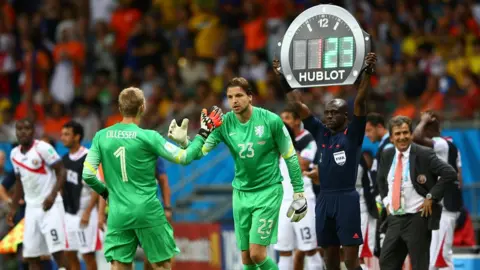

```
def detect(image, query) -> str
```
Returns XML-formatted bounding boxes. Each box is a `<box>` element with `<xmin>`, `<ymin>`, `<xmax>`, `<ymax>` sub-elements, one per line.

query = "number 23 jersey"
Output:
<box><xmin>201</xmin><ymin>107</ymin><xmax>296</xmax><ymax>191</ymax></box>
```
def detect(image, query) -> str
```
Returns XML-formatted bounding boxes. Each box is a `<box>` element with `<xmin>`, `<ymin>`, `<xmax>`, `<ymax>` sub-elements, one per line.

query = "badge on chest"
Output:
<box><xmin>333</xmin><ymin>150</ymin><xmax>346</xmax><ymax>166</ymax></box>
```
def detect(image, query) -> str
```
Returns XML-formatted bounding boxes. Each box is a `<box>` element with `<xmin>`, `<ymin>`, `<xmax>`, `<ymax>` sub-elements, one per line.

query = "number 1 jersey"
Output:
<box><xmin>84</xmin><ymin>123</ymin><xmax>204</xmax><ymax>230</ymax></box>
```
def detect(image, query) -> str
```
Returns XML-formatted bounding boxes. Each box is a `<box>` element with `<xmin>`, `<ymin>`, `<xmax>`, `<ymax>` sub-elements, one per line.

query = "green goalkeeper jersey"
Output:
<box><xmin>82</xmin><ymin>123</ymin><xmax>205</xmax><ymax>230</ymax></box>
<box><xmin>199</xmin><ymin>106</ymin><xmax>304</xmax><ymax>193</ymax></box>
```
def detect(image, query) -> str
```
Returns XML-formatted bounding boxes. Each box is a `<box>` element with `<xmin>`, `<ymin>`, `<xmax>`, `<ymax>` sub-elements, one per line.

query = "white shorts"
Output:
<box><xmin>429</xmin><ymin>210</ymin><xmax>459</xmax><ymax>270</ymax></box>
<box><xmin>65</xmin><ymin>208</ymin><xmax>102</xmax><ymax>254</ymax></box>
<box><xmin>359</xmin><ymin>211</ymin><xmax>377</xmax><ymax>259</ymax></box>
<box><xmin>274</xmin><ymin>198</ymin><xmax>317</xmax><ymax>252</ymax></box>
<box><xmin>23</xmin><ymin>202</ymin><xmax>67</xmax><ymax>258</ymax></box>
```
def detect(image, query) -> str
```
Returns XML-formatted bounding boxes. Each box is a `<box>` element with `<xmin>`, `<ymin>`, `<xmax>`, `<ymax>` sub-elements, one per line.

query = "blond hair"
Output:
<box><xmin>118</xmin><ymin>87</ymin><xmax>145</xmax><ymax>117</ymax></box>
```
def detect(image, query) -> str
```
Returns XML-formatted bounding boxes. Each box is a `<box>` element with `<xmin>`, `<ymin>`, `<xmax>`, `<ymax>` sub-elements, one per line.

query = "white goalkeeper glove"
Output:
<box><xmin>168</xmin><ymin>118</ymin><xmax>189</xmax><ymax>148</ymax></box>
<box><xmin>287</xmin><ymin>192</ymin><xmax>308</xmax><ymax>222</ymax></box>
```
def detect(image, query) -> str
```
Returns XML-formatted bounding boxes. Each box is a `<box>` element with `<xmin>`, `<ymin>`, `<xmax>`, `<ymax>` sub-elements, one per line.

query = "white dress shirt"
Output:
<box><xmin>383</xmin><ymin>145</ymin><xmax>425</xmax><ymax>215</ymax></box>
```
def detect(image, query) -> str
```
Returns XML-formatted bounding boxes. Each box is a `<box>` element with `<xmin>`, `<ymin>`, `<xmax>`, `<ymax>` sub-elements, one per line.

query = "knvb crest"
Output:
<box><xmin>255</xmin><ymin>125</ymin><xmax>264</xmax><ymax>137</ymax></box>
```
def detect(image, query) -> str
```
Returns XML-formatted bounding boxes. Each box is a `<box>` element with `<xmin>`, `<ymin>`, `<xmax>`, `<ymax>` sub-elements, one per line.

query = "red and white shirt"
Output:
<box><xmin>10</xmin><ymin>140</ymin><xmax>63</xmax><ymax>207</ymax></box>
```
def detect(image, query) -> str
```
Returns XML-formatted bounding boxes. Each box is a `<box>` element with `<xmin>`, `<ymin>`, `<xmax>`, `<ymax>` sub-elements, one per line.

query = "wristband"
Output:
<box><xmin>198</xmin><ymin>128</ymin><xmax>210</xmax><ymax>139</ymax></box>
<box><xmin>164</xmin><ymin>206</ymin><xmax>173</xmax><ymax>211</ymax></box>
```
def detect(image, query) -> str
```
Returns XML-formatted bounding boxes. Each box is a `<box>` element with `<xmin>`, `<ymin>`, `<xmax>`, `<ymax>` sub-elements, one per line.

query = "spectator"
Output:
<box><xmin>43</xmin><ymin>101</ymin><xmax>71</xmax><ymax>140</ymax></box>
<box><xmin>73</xmin><ymin>102</ymin><xmax>100</xmax><ymax>141</ymax></box>
<box><xmin>50</xmin><ymin>21</ymin><xmax>85</xmax><ymax>105</ymax></box>
<box><xmin>178</xmin><ymin>48</ymin><xmax>208</xmax><ymax>91</ymax></box>
<box><xmin>92</xmin><ymin>21</ymin><xmax>116</xmax><ymax>81</ymax></box>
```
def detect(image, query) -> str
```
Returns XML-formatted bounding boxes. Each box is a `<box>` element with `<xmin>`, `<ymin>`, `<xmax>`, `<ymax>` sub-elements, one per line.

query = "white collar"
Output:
<box><xmin>395</xmin><ymin>144</ymin><xmax>411</xmax><ymax>158</ymax></box>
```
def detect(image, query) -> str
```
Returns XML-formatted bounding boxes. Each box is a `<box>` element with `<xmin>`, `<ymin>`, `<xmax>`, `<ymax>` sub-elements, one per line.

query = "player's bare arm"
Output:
<box><xmin>157</xmin><ymin>173</ymin><xmax>172</xmax><ymax>221</ymax></box>
<box><xmin>81</xmin><ymin>191</ymin><xmax>99</xmax><ymax>228</ymax></box>
<box><xmin>7</xmin><ymin>174</ymin><xmax>23</xmax><ymax>226</ymax></box>
<box><xmin>412</xmin><ymin>111</ymin><xmax>436</xmax><ymax>148</ymax></box>
<box><xmin>353</xmin><ymin>52</ymin><xmax>376</xmax><ymax>116</ymax></box>
<box><xmin>43</xmin><ymin>161</ymin><xmax>66</xmax><ymax>211</ymax></box>
<box><xmin>273</xmin><ymin>59</ymin><xmax>312</xmax><ymax>120</ymax></box>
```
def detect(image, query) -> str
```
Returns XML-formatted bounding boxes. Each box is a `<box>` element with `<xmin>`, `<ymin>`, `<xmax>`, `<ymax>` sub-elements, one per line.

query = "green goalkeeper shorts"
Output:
<box><xmin>104</xmin><ymin>222</ymin><xmax>180</xmax><ymax>263</ymax></box>
<box><xmin>232</xmin><ymin>183</ymin><xmax>284</xmax><ymax>250</ymax></box>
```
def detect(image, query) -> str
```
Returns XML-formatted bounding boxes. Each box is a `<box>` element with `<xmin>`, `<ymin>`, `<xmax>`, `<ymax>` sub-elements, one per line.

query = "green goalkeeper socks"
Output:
<box><xmin>243</xmin><ymin>264</ymin><xmax>257</xmax><ymax>270</ymax></box>
<box><xmin>256</xmin><ymin>257</ymin><xmax>279</xmax><ymax>270</ymax></box>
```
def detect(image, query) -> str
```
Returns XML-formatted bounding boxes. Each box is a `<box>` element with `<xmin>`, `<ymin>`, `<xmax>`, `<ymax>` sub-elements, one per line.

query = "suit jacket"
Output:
<box><xmin>376</xmin><ymin>143</ymin><xmax>457</xmax><ymax>230</ymax></box>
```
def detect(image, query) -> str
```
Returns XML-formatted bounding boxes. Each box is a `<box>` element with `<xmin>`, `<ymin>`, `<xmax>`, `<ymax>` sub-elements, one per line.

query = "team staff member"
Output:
<box><xmin>413</xmin><ymin>111</ymin><xmax>463</xmax><ymax>270</ymax></box>
<box><xmin>60</xmin><ymin>121</ymin><xmax>100</xmax><ymax>270</ymax></box>
<box><xmin>364</xmin><ymin>112</ymin><xmax>393</xmax><ymax>258</ymax></box>
<box><xmin>274</xmin><ymin>53</ymin><xmax>377</xmax><ymax>270</ymax></box>
<box><xmin>376</xmin><ymin>116</ymin><xmax>457</xmax><ymax>270</ymax></box>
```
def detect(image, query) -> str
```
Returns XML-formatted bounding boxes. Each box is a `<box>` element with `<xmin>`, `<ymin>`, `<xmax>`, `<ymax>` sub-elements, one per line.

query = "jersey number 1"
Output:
<box><xmin>114</xmin><ymin>146</ymin><xmax>128</xmax><ymax>182</ymax></box>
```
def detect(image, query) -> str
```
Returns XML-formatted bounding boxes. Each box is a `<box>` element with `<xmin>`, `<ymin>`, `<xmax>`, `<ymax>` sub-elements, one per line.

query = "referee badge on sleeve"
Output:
<box><xmin>333</xmin><ymin>151</ymin><xmax>346</xmax><ymax>166</ymax></box>
<box><xmin>417</xmin><ymin>174</ymin><xmax>427</xmax><ymax>184</ymax></box>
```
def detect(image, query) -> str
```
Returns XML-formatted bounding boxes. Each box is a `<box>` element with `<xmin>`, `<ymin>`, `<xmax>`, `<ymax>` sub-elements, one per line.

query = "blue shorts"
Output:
<box><xmin>315</xmin><ymin>189</ymin><xmax>363</xmax><ymax>247</ymax></box>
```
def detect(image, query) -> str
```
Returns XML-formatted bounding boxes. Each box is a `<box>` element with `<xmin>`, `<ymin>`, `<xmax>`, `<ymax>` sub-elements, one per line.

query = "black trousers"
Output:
<box><xmin>379</xmin><ymin>213</ymin><xmax>431</xmax><ymax>270</ymax></box>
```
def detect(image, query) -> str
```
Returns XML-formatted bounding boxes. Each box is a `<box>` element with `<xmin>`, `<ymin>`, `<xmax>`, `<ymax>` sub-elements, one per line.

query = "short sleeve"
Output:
<box><xmin>35</xmin><ymin>141</ymin><xmax>61</xmax><ymax>166</ymax></box>
<box><xmin>300</xmin><ymin>140</ymin><xmax>317</xmax><ymax>162</ymax></box>
<box><xmin>432</xmin><ymin>137</ymin><xmax>449</xmax><ymax>162</ymax></box>
<box><xmin>347</xmin><ymin>115</ymin><xmax>366</xmax><ymax>146</ymax></box>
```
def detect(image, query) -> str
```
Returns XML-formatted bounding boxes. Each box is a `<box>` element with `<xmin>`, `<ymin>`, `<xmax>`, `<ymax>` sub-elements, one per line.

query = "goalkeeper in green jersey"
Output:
<box><xmin>81</xmin><ymin>87</ymin><xmax>223</xmax><ymax>270</ymax></box>
<box><xmin>168</xmin><ymin>77</ymin><xmax>307</xmax><ymax>270</ymax></box>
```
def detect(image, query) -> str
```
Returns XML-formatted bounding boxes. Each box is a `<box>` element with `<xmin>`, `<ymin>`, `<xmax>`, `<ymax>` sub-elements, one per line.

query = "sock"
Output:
<box><xmin>278</xmin><ymin>255</ymin><xmax>293</xmax><ymax>270</ymax></box>
<box><xmin>256</xmin><ymin>256</ymin><xmax>279</xmax><ymax>270</ymax></box>
<box><xmin>306</xmin><ymin>253</ymin><xmax>325</xmax><ymax>270</ymax></box>
<box><xmin>244</xmin><ymin>264</ymin><xmax>258</xmax><ymax>270</ymax></box>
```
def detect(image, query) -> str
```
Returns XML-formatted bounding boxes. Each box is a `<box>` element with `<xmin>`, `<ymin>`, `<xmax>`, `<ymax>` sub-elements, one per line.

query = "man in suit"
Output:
<box><xmin>376</xmin><ymin>116</ymin><xmax>457</xmax><ymax>270</ymax></box>
<box><xmin>412</xmin><ymin>110</ymin><xmax>463</xmax><ymax>270</ymax></box>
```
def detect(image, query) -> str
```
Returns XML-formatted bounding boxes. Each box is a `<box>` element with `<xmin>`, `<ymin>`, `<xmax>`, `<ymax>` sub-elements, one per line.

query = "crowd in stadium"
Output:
<box><xmin>1</xmin><ymin>0</ymin><xmax>480</xmax><ymax>144</ymax></box>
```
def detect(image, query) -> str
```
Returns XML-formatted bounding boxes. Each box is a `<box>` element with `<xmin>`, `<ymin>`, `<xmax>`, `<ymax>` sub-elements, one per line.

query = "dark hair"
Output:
<box><xmin>63</xmin><ymin>121</ymin><xmax>84</xmax><ymax>142</ymax></box>
<box><xmin>226</xmin><ymin>77</ymin><xmax>253</xmax><ymax>95</ymax></box>
<box><xmin>366</xmin><ymin>112</ymin><xmax>386</xmax><ymax>127</ymax></box>
<box><xmin>388</xmin><ymin>116</ymin><xmax>413</xmax><ymax>134</ymax></box>
<box><xmin>282</xmin><ymin>103</ymin><xmax>300</xmax><ymax>119</ymax></box>
<box><xmin>17</xmin><ymin>118</ymin><xmax>34</xmax><ymax>127</ymax></box>
<box><xmin>423</xmin><ymin>110</ymin><xmax>441</xmax><ymax>132</ymax></box>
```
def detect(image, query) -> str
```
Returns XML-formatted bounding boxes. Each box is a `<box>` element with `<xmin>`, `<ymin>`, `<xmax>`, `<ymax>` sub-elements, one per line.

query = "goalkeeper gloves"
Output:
<box><xmin>198</xmin><ymin>106</ymin><xmax>223</xmax><ymax>139</ymax></box>
<box><xmin>287</xmin><ymin>192</ymin><xmax>308</xmax><ymax>222</ymax></box>
<box><xmin>168</xmin><ymin>119</ymin><xmax>189</xmax><ymax>148</ymax></box>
